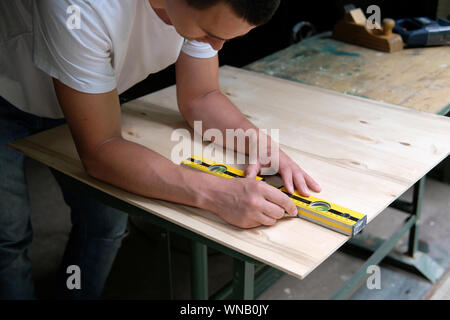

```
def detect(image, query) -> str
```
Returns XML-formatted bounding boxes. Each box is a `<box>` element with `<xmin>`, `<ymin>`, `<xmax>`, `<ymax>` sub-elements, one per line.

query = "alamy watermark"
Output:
<box><xmin>65</xmin><ymin>4</ymin><xmax>383</xmax><ymax>34</ymax></box>
<box><xmin>66</xmin><ymin>5</ymin><xmax>82</xmax><ymax>30</ymax></box>
<box><xmin>366</xmin><ymin>5</ymin><xmax>382</xmax><ymax>30</ymax></box>
<box><xmin>171</xmin><ymin>121</ymin><xmax>280</xmax><ymax>174</ymax></box>
<box><xmin>66</xmin><ymin>265</ymin><xmax>81</xmax><ymax>290</ymax></box>
<box><xmin>366</xmin><ymin>265</ymin><xmax>381</xmax><ymax>290</ymax></box>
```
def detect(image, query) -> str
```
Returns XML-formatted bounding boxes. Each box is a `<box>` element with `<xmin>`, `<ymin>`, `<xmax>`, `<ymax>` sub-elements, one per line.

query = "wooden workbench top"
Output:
<box><xmin>9</xmin><ymin>66</ymin><xmax>450</xmax><ymax>280</ymax></box>
<box><xmin>247</xmin><ymin>32</ymin><xmax>450</xmax><ymax>115</ymax></box>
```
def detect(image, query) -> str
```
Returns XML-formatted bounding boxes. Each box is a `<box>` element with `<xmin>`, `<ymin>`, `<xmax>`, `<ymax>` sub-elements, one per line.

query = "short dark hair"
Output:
<box><xmin>185</xmin><ymin>0</ymin><xmax>281</xmax><ymax>26</ymax></box>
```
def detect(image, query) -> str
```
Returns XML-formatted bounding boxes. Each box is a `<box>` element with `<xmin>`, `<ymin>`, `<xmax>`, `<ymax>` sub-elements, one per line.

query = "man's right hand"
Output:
<box><xmin>203</xmin><ymin>177</ymin><xmax>298</xmax><ymax>229</ymax></box>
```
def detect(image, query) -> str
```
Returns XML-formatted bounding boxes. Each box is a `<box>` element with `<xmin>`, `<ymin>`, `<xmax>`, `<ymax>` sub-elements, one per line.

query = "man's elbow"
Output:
<box><xmin>81</xmin><ymin>154</ymin><xmax>104</xmax><ymax>179</ymax></box>
<box><xmin>178</xmin><ymin>90</ymin><xmax>221</xmax><ymax>122</ymax></box>
<box><xmin>178</xmin><ymin>99</ymin><xmax>197</xmax><ymax>123</ymax></box>
<box><xmin>78</xmin><ymin>137</ymin><xmax>121</xmax><ymax>179</ymax></box>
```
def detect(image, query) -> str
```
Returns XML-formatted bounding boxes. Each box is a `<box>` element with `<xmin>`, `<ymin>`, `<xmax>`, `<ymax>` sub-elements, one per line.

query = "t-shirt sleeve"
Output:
<box><xmin>32</xmin><ymin>0</ymin><xmax>116</xmax><ymax>94</ymax></box>
<box><xmin>181</xmin><ymin>40</ymin><xmax>218</xmax><ymax>59</ymax></box>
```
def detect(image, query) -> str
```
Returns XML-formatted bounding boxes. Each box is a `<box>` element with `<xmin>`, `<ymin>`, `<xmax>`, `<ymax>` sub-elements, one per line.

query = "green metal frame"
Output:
<box><xmin>157</xmin><ymin>229</ymin><xmax>173</xmax><ymax>299</ymax></box>
<box><xmin>191</xmin><ymin>242</ymin><xmax>208</xmax><ymax>300</ymax></box>
<box><xmin>437</xmin><ymin>107</ymin><xmax>450</xmax><ymax>183</ymax></box>
<box><xmin>232</xmin><ymin>259</ymin><xmax>255</xmax><ymax>300</ymax></box>
<box><xmin>51</xmin><ymin>166</ymin><xmax>445</xmax><ymax>300</ymax></box>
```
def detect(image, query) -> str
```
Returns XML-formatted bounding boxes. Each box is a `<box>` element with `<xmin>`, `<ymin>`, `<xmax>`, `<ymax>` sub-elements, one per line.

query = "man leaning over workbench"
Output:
<box><xmin>0</xmin><ymin>0</ymin><xmax>321</xmax><ymax>299</ymax></box>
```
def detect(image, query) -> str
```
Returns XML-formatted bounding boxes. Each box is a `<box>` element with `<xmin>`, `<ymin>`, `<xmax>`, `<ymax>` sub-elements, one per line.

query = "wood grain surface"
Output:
<box><xmin>9</xmin><ymin>66</ymin><xmax>450</xmax><ymax>280</ymax></box>
<box><xmin>247</xmin><ymin>33</ymin><xmax>450</xmax><ymax>115</ymax></box>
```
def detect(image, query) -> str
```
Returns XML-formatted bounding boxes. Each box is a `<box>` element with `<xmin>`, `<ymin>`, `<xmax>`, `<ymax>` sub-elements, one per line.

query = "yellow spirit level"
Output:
<box><xmin>181</xmin><ymin>156</ymin><xmax>367</xmax><ymax>236</ymax></box>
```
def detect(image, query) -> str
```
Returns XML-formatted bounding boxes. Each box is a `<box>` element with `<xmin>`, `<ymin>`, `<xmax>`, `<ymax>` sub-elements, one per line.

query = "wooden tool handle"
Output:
<box><xmin>383</xmin><ymin>18</ymin><xmax>395</xmax><ymax>36</ymax></box>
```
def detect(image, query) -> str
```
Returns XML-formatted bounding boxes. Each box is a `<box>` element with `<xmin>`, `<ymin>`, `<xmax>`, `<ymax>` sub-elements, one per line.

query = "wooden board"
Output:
<box><xmin>9</xmin><ymin>66</ymin><xmax>450</xmax><ymax>280</ymax></box>
<box><xmin>247</xmin><ymin>33</ymin><xmax>450</xmax><ymax>115</ymax></box>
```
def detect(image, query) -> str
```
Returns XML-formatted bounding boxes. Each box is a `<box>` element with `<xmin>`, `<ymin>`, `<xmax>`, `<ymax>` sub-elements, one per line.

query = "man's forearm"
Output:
<box><xmin>181</xmin><ymin>90</ymin><xmax>274</xmax><ymax>154</ymax></box>
<box><xmin>84</xmin><ymin>136</ymin><xmax>220</xmax><ymax>210</ymax></box>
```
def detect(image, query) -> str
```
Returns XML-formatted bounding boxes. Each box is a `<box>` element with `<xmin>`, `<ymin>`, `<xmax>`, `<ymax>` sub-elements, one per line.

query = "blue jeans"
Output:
<box><xmin>0</xmin><ymin>96</ymin><xmax>129</xmax><ymax>300</ymax></box>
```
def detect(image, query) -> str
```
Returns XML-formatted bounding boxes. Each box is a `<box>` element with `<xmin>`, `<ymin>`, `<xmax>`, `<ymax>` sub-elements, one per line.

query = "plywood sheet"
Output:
<box><xmin>10</xmin><ymin>66</ymin><xmax>450</xmax><ymax>279</ymax></box>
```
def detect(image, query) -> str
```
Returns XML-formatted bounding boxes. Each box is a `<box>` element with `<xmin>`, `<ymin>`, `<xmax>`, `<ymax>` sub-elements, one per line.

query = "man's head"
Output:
<box><xmin>163</xmin><ymin>0</ymin><xmax>281</xmax><ymax>50</ymax></box>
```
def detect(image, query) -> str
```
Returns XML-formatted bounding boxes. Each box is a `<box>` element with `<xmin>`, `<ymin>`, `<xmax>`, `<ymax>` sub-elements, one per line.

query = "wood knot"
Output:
<box><xmin>224</xmin><ymin>91</ymin><xmax>236</xmax><ymax>97</ymax></box>
<box><xmin>126</xmin><ymin>131</ymin><xmax>139</xmax><ymax>138</ymax></box>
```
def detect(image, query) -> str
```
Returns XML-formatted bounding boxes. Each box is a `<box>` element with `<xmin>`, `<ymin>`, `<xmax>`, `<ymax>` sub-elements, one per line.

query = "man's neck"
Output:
<box><xmin>149</xmin><ymin>0</ymin><xmax>172</xmax><ymax>25</ymax></box>
<box><xmin>149</xmin><ymin>0</ymin><xmax>164</xmax><ymax>9</ymax></box>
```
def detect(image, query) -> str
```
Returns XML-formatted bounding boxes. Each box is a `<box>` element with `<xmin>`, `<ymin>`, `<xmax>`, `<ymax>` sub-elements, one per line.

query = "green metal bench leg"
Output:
<box><xmin>211</xmin><ymin>263</ymin><xmax>284</xmax><ymax>300</ymax></box>
<box><xmin>254</xmin><ymin>266</ymin><xmax>284</xmax><ymax>298</ymax></box>
<box><xmin>232</xmin><ymin>259</ymin><xmax>255</xmax><ymax>300</ymax></box>
<box><xmin>191</xmin><ymin>240</ymin><xmax>208</xmax><ymax>300</ymax></box>
<box><xmin>331</xmin><ymin>215</ymin><xmax>418</xmax><ymax>299</ymax></box>
<box><xmin>341</xmin><ymin>177</ymin><xmax>445</xmax><ymax>299</ymax></box>
<box><xmin>407</xmin><ymin>177</ymin><xmax>424</xmax><ymax>256</ymax></box>
<box><xmin>402</xmin><ymin>177</ymin><xmax>445</xmax><ymax>282</ymax></box>
<box><xmin>443</xmin><ymin>156</ymin><xmax>450</xmax><ymax>184</ymax></box>
<box><xmin>390</xmin><ymin>177</ymin><xmax>444</xmax><ymax>283</ymax></box>
<box><xmin>157</xmin><ymin>229</ymin><xmax>173</xmax><ymax>299</ymax></box>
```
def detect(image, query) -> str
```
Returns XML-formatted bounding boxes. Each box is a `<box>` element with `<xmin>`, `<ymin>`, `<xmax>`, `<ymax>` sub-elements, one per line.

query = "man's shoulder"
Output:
<box><xmin>34</xmin><ymin>0</ymin><xmax>145</xmax><ymax>45</ymax></box>
<box><xmin>35</xmin><ymin>0</ymin><xmax>140</xmax><ymax>24</ymax></box>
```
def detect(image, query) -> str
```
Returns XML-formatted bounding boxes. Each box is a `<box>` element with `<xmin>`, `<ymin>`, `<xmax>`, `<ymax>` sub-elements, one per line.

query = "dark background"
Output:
<box><xmin>119</xmin><ymin>0</ymin><xmax>439</xmax><ymax>104</ymax></box>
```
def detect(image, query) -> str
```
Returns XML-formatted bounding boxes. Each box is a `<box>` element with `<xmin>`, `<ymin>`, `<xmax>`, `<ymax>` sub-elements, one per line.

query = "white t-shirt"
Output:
<box><xmin>0</xmin><ymin>0</ymin><xmax>218</xmax><ymax>119</ymax></box>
